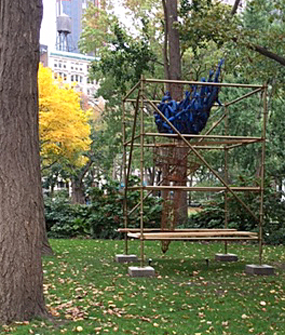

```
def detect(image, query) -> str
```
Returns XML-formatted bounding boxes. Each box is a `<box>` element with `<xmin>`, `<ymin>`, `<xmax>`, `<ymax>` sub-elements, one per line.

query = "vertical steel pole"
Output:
<box><xmin>259</xmin><ymin>85</ymin><xmax>267</xmax><ymax>265</ymax></box>
<box><xmin>122</xmin><ymin>101</ymin><xmax>128</xmax><ymax>255</ymax></box>
<box><xmin>140</xmin><ymin>76</ymin><xmax>145</xmax><ymax>267</ymax></box>
<box><xmin>224</xmin><ymin>106</ymin><xmax>229</xmax><ymax>254</ymax></box>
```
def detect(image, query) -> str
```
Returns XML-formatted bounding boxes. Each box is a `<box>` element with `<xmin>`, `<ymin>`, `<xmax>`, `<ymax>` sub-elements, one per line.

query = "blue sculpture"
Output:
<box><xmin>155</xmin><ymin>60</ymin><xmax>224</xmax><ymax>134</ymax></box>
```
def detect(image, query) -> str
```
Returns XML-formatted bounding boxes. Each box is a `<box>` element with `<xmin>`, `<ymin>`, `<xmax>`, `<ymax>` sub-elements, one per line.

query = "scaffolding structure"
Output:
<box><xmin>121</xmin><ymin>77</ymin><xmax>267</xmax><ymax>268</ymax></box>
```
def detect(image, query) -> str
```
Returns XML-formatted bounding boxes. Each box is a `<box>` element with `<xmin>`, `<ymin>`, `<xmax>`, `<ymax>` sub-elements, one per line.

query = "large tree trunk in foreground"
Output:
<box><xmin>0</xmin><ymin>0</ymin><xmax>47</xmax><ymax>322</ymax></box>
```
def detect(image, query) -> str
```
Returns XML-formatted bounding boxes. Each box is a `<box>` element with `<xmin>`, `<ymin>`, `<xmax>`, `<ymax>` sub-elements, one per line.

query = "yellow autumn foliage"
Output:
<box><xmin>38</xmin><ymin>64</ymin><xmax>91</xmax><ymax>167</ymax></box>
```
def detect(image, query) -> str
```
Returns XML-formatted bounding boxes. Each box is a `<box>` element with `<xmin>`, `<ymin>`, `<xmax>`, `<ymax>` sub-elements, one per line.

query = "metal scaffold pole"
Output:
<box><xmin>140</xmin><ymin>76</ymin><xmax>145</xmax><ymax>267</ymax></box>
<box><xmin>259</xmin><ymin>85</ymin><xmax>268</xmax><ymax>265</ymax></box>
<box><xmin>224</xmin><ymin>106</ymin><xmax>229</xmax><ymax>255</ymax></box>
<box><xmin>122</xmin><ymin>101</ymin><xmax>128</xmax><ymax>255</ymax></box>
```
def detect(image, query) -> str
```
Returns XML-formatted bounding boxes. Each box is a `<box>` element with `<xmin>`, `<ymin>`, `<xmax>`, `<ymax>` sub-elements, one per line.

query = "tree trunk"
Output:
<box><xmin>41</xmin><ymin>193</ymin><xmax>54</xmax><ymax>256</ymax></box>
<box><xmin>161</xmin><ymin>0</ymin><xmax>170</xmax><ymax>89</ymax></box>
<box><xmin>166</xmin><ymin>0</ymin><xmax>182</xmax><ymax>98</ymax></box>
<box><xmin>173</xmin><ymin>144</ymin><xmax>188</xmax><ymax>226</ymax></box>
<box><xmin>71</xmin><ymin>160</ymin><xmax>93</xmax><ymax>204</ymax></box>
<box><xmin>165</xmin><ymin>0</ymin><xmax>188</xmax><ymax>227</ymax></box>
<box><xmin>71</xmin><ymin>178</ymin><xmax>85</xmax><ymax>204</ymax></box>
<box><xmin>0</xmin><ymin>0</ymin><xmax>47</xmax><ymax>322</ymax></box>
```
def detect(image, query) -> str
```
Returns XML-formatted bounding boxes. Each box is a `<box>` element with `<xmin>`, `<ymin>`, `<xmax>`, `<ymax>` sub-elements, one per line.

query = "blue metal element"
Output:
<box><xmin>155</xmin><ymin>60</ymin><xmax>224</xmax><ymax>134</ymax></box>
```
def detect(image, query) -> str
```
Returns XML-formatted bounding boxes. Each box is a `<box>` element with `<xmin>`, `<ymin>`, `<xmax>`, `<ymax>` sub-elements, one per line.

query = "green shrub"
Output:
<box><xmin>184</xmin><ymin>181</ymin><xmax>285</xmax><ymax>245</ymax></box>
<box><xmin>44</xmin><ymin>192</ymin><xmax>90</xmax><ymax>238</ymax></box>
<box><xmin>44</xmin><ymin>179</ymin><xmax>162</xmax><ymax>239</ymax></box>
<box><xmin>86</xmin><ymin>179</ymin><xmax>162</xmax><ymax>239</ymax></box>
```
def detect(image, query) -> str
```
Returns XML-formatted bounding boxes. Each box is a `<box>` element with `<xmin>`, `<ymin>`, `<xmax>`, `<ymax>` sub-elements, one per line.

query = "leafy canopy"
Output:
<box><xmin>38</xmin><ymin>64</ymin><xmax>91</xmax><ymax>168</ymax></box>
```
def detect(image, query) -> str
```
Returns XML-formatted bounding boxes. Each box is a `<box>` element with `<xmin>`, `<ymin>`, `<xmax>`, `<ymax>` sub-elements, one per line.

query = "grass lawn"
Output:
<box><xmin>1</xmin><ymin>239</ymin><xmax>284</xmax><ymax>335</ymax></box>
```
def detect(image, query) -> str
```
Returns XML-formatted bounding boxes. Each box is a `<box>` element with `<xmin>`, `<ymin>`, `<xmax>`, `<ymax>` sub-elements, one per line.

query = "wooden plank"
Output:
<box><xmin>128</xmin><ymin>231</ymin><xmax>258</xmax><ymax>238</ymax></box>
<box><xmin>117</xmin><ymin>228</ymin><xmax>237</xmax><ymax>233</ymax></box>
<box><xmin>128</xmin><ymin>236</ymin><xmax>258</xmax><ymax>241</ymax></box>
<box><xmin>145</xmin><ymin>133</ymin><xmax>262</xmax><ymax>140</ymax></box>
<box><xmin>128</xmin><ymin>140</ymin><xmax>260</xmax><ymax>147</ymax></box>
<box><xmin>128</xmin><ymin>186</ymin><xmax>260</xmax><ymax>192</ymax></box>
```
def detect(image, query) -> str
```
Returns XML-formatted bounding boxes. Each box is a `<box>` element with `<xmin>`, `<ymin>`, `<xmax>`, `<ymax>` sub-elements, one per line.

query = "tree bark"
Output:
<box><xmin>165</xmin><ymin>0</ymin><xmax>183</xmax><ymax>100</ymax></box>
<box><xmin>161</xmin><ymin>0</ymin><xmax>170</xmax><ymax>88</ymax></box>
<box><xmin>71</xmin><ymin>160</ymin><xmax>93</xmax><ymax>204</ymax></box>
<box><xmin>71</xmin><ymin>178</ymin><xmax>86</xmax><ymax>204</ymax></box>
<box><xmin>0</xmin><ymin>0</ymin><xmax>47</xmax><ymax>322</ymax></box>
<box><xmin>165</xmin><ymin>0</ymin><xmax>188</xmax><ymax>227</ymax></box>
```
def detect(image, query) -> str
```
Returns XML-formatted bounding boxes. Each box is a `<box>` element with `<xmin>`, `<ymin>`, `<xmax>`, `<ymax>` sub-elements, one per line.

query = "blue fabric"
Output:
<box><xmin>155</xmin><ymin>60</ymin><xmax>224</xmax><ymax>134</ymax></box>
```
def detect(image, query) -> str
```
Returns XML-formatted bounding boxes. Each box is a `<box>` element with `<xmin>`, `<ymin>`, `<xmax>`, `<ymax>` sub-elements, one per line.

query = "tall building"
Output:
<box><xmin>49</xmin><ymin>50</ymin><xmax>99</xmax><ymax>100</ymax></box>
<box><xmin>58</xmin><ymin>0</ymin><xmax>101</xmax><ymax>53</ymax></box>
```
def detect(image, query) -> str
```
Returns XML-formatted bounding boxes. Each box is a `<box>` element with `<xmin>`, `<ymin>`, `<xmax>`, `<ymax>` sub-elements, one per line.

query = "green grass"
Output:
<box><xmin>2</xmin><ymin>240</ymin><xmax>284</xmax><ymax>335</ymax></box>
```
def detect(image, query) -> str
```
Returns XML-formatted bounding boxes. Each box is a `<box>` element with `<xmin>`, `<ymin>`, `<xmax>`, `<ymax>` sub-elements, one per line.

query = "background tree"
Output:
<box><xmin>0</xmin><ymin>0</ymin><xmax>47</xmax><ymax>322</ymax></box>
<box><xmin>38</xmin><ymin>65</ymin><xmax>92</xmax><ymax>203</ymax></box>
<box><xmin>39</xmin><ymin>65</ymin><xmax>91</xmax><ymax>170</ymax></box>
<box><xmin>80</xmin><ymin>0</ymin><xmax>285</xmax><ymax>239</ymax></box>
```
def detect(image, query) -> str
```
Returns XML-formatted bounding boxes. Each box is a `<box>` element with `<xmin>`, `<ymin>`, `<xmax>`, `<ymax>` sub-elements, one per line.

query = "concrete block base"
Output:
<box><xmin>245</xmin><ymin>264</ymin><xmax>274</xmax><ymax>276</ymax></box>
<box><xmin>215</xmin><ymin>253</ymin><xmax>238</xmax><ymax>262</ymax></box>
<box><xmin>128</xmin><ymin>266</ymin><xmax>155</xmax><ymax>277</ymax></box>
<box><xmin>115</xmin><ymin>254</ymin><xmax>138</xmax><ymax>263</ymax></box>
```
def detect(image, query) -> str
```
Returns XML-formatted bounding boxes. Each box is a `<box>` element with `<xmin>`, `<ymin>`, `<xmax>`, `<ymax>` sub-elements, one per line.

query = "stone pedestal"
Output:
<box><xmin>245</xmin><ymin>264</ymin><xmax>274</xmax><ymax>276</ymax></box>
<box><xmin>115</xmin><ymin>254</ymin><xmax>138</xmax><ymax>263</ymax></box>
<box><xmin>215</xmin><ymin>253</ymin><xmax>238</xmax><ymax>262</ymax></box>
<box><xmin>128</xmin><ymin>266</ymin><xmax>155</xmax><ymax>277</ymax></box>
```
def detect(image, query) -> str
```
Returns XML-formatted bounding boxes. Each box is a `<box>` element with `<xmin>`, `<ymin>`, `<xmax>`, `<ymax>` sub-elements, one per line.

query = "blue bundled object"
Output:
<box><xmin>155</xmin><ymin>60</ymin><xmax>224</xmax><ymax>134</ymax></box>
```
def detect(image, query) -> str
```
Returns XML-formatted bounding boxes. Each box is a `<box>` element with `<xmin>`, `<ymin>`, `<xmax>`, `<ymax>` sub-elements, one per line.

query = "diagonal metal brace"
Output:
<box><xmin>145</xmin><ymin>96</ymin><xmax>259</xmax><ymax>223</ymax></box>
<box><xmin>125</xmin><ymin>91</ymin><xmax>140</xmax><ymax>192</ymax></box>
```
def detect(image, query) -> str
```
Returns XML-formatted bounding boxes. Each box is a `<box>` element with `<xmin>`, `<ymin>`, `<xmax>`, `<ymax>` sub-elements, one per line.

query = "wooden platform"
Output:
<box><xmin>125</xmin><ymin>229</ymin><xmax>258</xmax><ymax>241</ymax></box>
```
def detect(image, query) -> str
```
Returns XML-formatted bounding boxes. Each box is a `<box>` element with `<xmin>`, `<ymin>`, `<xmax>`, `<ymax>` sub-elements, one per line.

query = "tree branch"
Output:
<box><xmin>250</xmin><ymin>44</ymin><xmax>285</xmax><ymax>66</ymax></box>
<box><xmin>230</xmin><ymin>0</ymin><xmax>242</xmax><ymax>16</ymax></box>
<box><xmin>78</xmin><ymin>159</ymin><xmax>94</xmax><ymax>181</ymax></box>
<box><xmin>230</xmin><ymin>2</ymin><xmax>285</xmax><ymax>67</ymax></box>
<box><xmin>41</xmin><ymin>159</ymin><xmax>59</xmax><ymax>172</ymax></box>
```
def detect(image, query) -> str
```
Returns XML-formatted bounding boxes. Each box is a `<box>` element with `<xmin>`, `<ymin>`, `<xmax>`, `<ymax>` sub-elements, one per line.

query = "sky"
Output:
<box><xmin>40</xmin><ymin>0</ymin><xmax>127</xmax><ymax>51</ymax></box>
<box><xmin>40</xmin><ymin>0</ymin><xmax>57</xmax><ymax>49</ymax></box>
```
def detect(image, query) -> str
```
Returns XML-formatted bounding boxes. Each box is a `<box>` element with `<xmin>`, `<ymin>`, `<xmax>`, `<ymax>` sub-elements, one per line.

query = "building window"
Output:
<box><xmin>80</xmin><ymin>76</ymin><xmax>83</xmax><ymax>83</ymax></box>
<box><xmin>63</xmin><ymin>65</ymin><xmax>66</xmax><ymax>68</ymax></box>
<box><xmin>87</xmin><ymin>89</ymin><xmax>90</xmax><ymax>95</ymax></box>
<box><xmin>80</xmin><ymin>68</ymin><xmax>82</xmax><ymax>71</ymax></box>
<box><xmin>71</xmin><ymin>75</ymin><xmax>74</xmax><ymax>82</ymax></box>
<box><xmin>59</xmin><ymin>63</ymin><xmax>62</xmax><ymax>68</ymax></box>
<box><xmin>87</xmin><ymin>78</ymin><xmax>90</xmax><ymax>84</ymax></box>
<box><xmin>75</xmin><ymin>67</ymin><xmax>78</xmax><ymax>70</ymax></box>
<box><xmin>71</xmin><ymin>66</ymin><xmax>74</xmax><ymax>70</ymax></box>
<box><xmin>75</xmin><ymin>75</ymin><xmax>79</xmax><ymax>81</ymax></box>
<box><xmin>54</xmin><ymin>64</ymin><xmax>57</xmax><ymax>67</ymax></box>
<box><xmin>64</xmin><ymin>74</ymin><xmax>67</xmax><ymax>81</ymax></box>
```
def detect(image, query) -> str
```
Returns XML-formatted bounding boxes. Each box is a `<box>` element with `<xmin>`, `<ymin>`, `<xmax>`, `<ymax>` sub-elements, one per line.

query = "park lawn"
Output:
<box><xmin>1</xmin><ymin>240</ymin><xmax>284</xmax><ymax>335</ymax></box>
